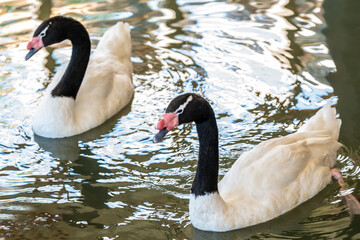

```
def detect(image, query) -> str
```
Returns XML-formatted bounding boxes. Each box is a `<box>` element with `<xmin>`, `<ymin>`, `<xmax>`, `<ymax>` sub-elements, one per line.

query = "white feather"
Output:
<box><xmin>190</xmin><ymin>104</ymin><xmax>342</xmax><ymax>231</ymax></box>
<box><xmin>33</xmin><ymin>22</ymin><xmax>134</xmax><ymax>138</ymax></box>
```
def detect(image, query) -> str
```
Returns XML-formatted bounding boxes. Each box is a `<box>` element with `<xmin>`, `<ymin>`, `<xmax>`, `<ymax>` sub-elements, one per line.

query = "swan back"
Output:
<box><xmin>298</xmin><ymin>102</ymin><xmax>341</xmax><ymax>140</ymax></box>
<box><xmin>74</xmin><ymin>22</ymin><xmax>134</xmax><ymax>131</ymax></box>
<box><xmin>94</xmin><ymin>22</ymin><xmax>132</xmax><ymax>69</ymax></box>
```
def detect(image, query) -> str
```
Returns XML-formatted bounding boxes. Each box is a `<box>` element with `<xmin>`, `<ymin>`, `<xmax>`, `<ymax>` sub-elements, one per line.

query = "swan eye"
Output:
<box><xmin>174</xmin><ymin>95</ymin><xmax>193</xmax><ymax>115</ymax></box>
<box><xmin>38</xmin><ymin>24</ymin><xmax>51</xmax><ymax>38</ymax></box>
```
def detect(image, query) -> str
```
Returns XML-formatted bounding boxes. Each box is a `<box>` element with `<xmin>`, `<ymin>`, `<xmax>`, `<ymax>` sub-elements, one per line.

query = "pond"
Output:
<box><xmin>0</xmin><ymin>0</ymin><xmax>359</xmax><ymax>239</ymax></box>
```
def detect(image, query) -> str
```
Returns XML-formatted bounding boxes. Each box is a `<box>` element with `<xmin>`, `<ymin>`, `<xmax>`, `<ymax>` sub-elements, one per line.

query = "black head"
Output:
<box><xmin>25</xmin><ymin>16</ymin><xmax>86</xmax><ymax>60</ymax></box>
<box><xmin>154</xmin><ymin>93</ymin><xmax>214</xmax><ymax>142</ymax></box>
<box><xmin>166</xmin><ymin>93</ymin><xmax>213</xmax><ymax>124</ymax></box>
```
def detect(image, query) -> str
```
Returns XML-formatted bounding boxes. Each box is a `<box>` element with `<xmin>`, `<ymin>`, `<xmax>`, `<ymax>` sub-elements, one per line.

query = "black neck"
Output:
<box><xmin>51</xmin><ymin>23</ymin><xmax>90</xmax><ymax>99</ymax></box>
<box><xmin>191</xmin><ymin>111</ymin><xmax>219</xmax><ymax>196</ymax></box>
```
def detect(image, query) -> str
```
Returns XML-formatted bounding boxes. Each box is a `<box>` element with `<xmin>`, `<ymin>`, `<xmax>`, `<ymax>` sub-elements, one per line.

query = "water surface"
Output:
<box><xmin>0</xmin><ymin>0</ymin><xmax>359</xmax><ymax>239</ymax></box>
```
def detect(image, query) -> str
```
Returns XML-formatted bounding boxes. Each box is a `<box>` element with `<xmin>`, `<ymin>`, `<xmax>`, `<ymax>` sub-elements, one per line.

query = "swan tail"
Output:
<box><xmin>95</xmin><ymin>22</ymin><xmax>132</xmax><ymax>62</ymax></box>
<box><xmin>298</xmin><ymin>102</ymin><xmax>342</xmax><ymax>140</ymax></box>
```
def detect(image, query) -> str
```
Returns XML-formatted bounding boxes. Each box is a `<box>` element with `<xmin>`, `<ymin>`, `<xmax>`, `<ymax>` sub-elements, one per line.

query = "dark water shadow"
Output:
<box><xmin>323</xmin><ymin>1</ymin><xmax>360</xmax><ymax>221</ymax></box>
<box><xmin>323</xmin><ymin>0</ymin><xmax>360</xmax><ymax>154</ymax></box>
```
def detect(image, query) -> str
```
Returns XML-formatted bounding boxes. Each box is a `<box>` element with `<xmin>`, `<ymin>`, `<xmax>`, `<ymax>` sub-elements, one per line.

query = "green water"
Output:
<box><xmin>0</xmin><ymin>0</ymin><xmax>359</xmax><ymax>239</ymax></box>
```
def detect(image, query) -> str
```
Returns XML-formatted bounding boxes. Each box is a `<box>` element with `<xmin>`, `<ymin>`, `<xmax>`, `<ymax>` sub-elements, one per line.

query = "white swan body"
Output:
<box><xmin>189</xmin><ymin>103</ymin><xmax>341</xmax><ymax>231</ymax></box>
<box><xmin>29</xmin><ymin>20</ymin><xmax>133</xmax><ymax>138</ymax></box>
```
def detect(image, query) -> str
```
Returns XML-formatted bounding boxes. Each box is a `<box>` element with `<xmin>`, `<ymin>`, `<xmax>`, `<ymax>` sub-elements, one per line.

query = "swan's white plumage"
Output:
<box><xmin>33</xmin><ymin>22</ymin><xmax>134</xmax><ymax>138</ymax></box>
<box><xmin>189</xmin><ymin>103</ymin><xmax>342</xmax><ymax>232</ymax></box>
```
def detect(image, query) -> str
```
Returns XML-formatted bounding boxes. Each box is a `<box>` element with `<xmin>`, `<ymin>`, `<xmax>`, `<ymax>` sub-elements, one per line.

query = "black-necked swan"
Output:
<box><xmin>153</xmin><ymin>93</ymin><xmax>355</xmax><ymax>232</ymax></box>
<box><xmin>25</xmin><ymin>16</ymin><xmax>134</xmax><ymax>138</ymax></box>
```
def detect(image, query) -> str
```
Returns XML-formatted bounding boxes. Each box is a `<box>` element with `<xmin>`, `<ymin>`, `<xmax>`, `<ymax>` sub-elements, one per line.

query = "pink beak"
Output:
<box><xmin>25</xmin><ymin>37</ymin><xmax>44</xmax><ymax>60</ymax></box>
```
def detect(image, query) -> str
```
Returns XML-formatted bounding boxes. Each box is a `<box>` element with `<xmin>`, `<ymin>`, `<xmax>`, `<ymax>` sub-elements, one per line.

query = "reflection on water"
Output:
<box><xmin>0</xmin><ymin>0</ymin><xmax>359</xmax><ymax>239</ymax></box>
